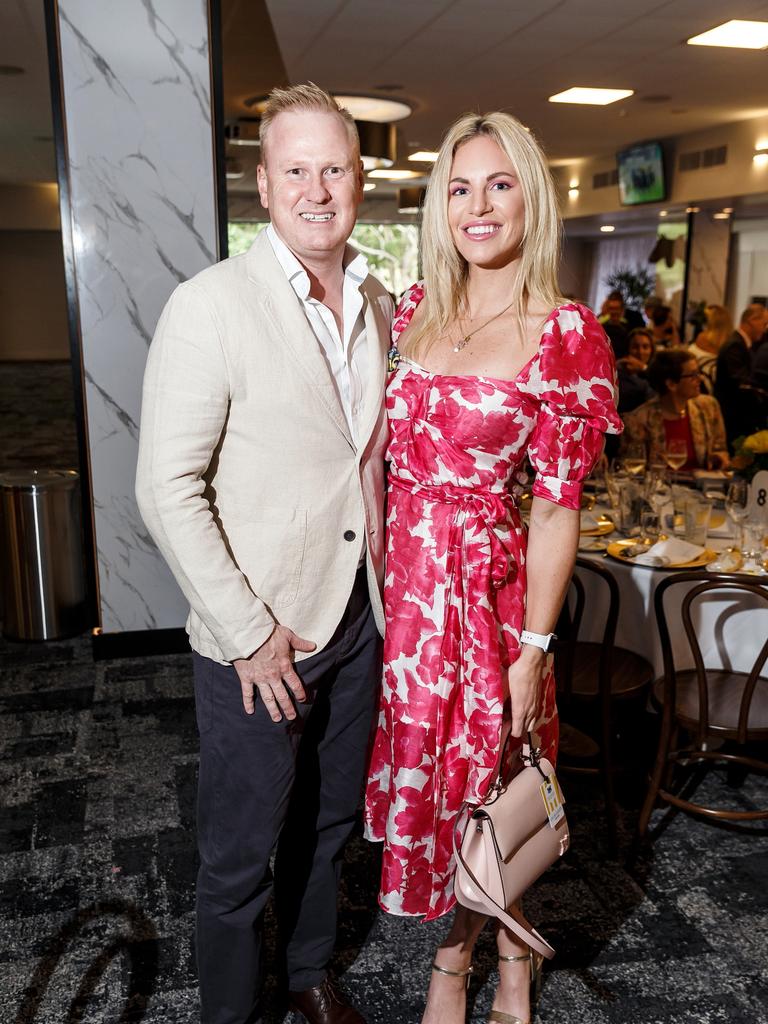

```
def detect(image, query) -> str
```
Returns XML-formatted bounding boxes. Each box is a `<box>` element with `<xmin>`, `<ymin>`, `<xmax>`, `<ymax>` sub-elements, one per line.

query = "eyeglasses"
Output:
<box><xmin>680</xmin><ymin>370</ymin><xmax>702</xmax><ymax>379</ymax></box>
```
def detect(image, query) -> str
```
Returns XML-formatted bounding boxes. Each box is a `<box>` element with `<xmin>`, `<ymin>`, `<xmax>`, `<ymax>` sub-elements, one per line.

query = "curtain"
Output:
<box><xmin>588</xmin><ymin>233</ymin><xmax>658</xmax><ymax>312</ymax></box>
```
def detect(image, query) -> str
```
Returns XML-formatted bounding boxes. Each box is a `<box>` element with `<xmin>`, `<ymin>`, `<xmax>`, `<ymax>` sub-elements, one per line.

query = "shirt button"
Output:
<box><xmin>344</xmin><ymin>530</ymin><xmax>356</xmax><ymax>542</ymax></box>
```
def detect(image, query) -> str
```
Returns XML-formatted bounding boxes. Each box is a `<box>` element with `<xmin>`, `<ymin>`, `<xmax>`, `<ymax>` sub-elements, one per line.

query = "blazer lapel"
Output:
<box><xmin>247</xmin><ymin>233</ymin><xmax>353</xmax><ymax>447</ymax></box>
<box><xmin>356</xmin><ymin>286</ymin><xmax>390</xmax><ymax>451</ymax></box>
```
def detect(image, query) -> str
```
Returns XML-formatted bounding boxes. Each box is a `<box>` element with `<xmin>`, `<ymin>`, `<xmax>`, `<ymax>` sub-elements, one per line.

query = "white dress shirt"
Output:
<box><xmin>266</xmin><ymin>224</ymin><xmax>369</xmax><ymax>446</ymax></box>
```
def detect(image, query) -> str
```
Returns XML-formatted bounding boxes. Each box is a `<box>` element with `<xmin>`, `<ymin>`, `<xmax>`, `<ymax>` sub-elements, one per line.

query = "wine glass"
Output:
<box><xmin>663</xmin><ymin>439</ymin><xmax>688</xmax><ymax>485</ymax></box>
<box><xmin>623</xmin><ymin>442</ymin><xmax>647</xmax><ymax>480</ymax></box>
<box><xmin>725</xmin><ymin>478</ymin><xmax>750</xmax><ymax>556</ymax></box>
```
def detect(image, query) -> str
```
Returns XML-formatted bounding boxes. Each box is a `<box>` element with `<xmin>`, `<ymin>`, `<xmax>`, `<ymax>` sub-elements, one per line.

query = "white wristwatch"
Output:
<box><xmin>520</xmin><ymin>629</ymin><xmax>557</xmax><ymax>653</ymax></box>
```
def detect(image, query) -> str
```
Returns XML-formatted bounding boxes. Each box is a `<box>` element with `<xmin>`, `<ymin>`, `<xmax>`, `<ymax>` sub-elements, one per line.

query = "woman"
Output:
<box><xmin>364</xmin><ymin>112</ymin><xmax>622</xmax><ymax>1024</ymax></box>
<box><xmin>649</xmin><ymin>304</ymin><xmax>681</xmax><ymax>347</ymax></box>
<box><xmin>616</xmin><ymin>328</ymin><xmax>655</xmax><ymax>414</ymax></box>
<box><xmin>623</xmin><ymin>348</ymin><xmax>729</xmax><ymax>469</ymax></box>
<box><xmin>687</xmin><ymin>304</ymin><xmax>733</xmax><ymax>393</ymax></box>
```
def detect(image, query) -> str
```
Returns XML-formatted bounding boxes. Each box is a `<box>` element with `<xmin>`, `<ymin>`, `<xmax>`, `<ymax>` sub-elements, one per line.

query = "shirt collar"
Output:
<box><xmin>266</xmin><ymin>223</ymin><xmax>369</xmax><ymax>303</ymax></box>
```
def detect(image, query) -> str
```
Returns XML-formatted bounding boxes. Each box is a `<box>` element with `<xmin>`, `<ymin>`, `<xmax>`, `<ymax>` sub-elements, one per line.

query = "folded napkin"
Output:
<box><xmin>634</xmin><ymin>537</ymin><xmax>705</xmax><ymax>566</ymax></box>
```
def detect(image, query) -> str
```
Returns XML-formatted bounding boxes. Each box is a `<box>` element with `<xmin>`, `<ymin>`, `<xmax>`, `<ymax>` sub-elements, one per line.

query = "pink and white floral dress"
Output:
<box><xmin>363</xmin><ymin>284</ymin><xmax>622</xmax><ymax>921</ymax></box>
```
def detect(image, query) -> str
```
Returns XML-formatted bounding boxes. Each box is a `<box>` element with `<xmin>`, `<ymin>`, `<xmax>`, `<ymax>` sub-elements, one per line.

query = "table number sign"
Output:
<box><xmin>749</xmin><ymin>470</ymin><xmax>768</xmax><ymax>518</ymax></box>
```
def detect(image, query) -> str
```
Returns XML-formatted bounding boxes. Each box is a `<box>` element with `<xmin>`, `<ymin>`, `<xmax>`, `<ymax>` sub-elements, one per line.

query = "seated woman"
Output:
<box><xmin>616</xmin><ymin>328</ymin><xmax>655</xmax><ymax>414</ymax></box>
<box><xmin>623</xmin><ymin>349</ymin><xmax>729</xmax><ymax>470</ymax></box>
<box><xmin>649</xmin><ymin>304</ymin><xmax>681</xmax><ymax>348</ymax></box>
<box><xmin>687</xmin><ymin>304</ymin><xmax>732</xmax><ymax>393</ymax></box>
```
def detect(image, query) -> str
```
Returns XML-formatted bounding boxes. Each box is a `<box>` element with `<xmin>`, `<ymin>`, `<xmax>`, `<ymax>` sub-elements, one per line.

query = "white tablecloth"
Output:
<box><xmin>573</xmin><ymin>509</ymin><xmax>768</xmax><ymax>677</ymax></box>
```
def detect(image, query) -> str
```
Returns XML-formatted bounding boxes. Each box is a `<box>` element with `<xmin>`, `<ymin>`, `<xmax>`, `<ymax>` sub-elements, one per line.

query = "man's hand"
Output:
<box><xmin>234</xmin><ymin>626</ymin><xmax>316</xmax><ymax>722</ymax></box>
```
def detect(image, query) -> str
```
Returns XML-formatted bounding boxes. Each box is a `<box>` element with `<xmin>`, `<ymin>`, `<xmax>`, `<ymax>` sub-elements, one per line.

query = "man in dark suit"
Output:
<box><xmin>714</xmin><ymin>303</ymin><xmax>768</xmax><ymax>446</ymax></box>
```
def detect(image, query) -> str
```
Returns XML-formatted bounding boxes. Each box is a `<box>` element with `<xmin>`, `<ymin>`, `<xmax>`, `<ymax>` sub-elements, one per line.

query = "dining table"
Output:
<box><xmin>571</xmin><ymin>499</ymin><xmax>768</xmax><ymax>678</ymax></box>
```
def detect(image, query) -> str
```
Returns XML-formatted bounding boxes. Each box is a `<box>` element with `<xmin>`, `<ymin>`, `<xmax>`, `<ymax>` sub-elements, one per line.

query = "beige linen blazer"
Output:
<box><xmin>135</xmin><ymin>231</ymin><xmax>392</xmax><ymax>665</ymax></box>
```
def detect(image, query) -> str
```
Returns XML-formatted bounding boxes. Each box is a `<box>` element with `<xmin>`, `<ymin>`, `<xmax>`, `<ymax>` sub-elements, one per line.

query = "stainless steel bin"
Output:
<box><xmin>0</xmin><ymin>469</ymin><xmax>88</xmax><ymax>640</ymax></box>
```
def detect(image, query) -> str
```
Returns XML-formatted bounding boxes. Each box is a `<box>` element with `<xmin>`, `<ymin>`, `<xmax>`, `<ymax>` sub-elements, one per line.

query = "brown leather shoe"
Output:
<box><xmin>288</xmin><ymin>977</ymin><xmax>365</xmax><ymax>1024</ymax></box>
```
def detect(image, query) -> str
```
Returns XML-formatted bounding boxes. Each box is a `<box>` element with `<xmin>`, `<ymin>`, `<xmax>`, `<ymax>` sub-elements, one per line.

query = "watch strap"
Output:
<box><xmin>520</xmin><ymin>629</ymin><xmax>557</xmax><ymax>652</ymax></box>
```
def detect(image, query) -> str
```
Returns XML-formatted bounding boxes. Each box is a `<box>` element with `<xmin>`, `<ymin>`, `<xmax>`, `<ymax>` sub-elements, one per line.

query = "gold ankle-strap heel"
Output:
<box><xmin>432</xmin><ymin>961</ymin><xmax>474</xmax><ymax>990</ymax></box>
<box><xmin>488</xmin><ymin>951</ymin><xmax>544</xmax><ymax>1024</ymax></box>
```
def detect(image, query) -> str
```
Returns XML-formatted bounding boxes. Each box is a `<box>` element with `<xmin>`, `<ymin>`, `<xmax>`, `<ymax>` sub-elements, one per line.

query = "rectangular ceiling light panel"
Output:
<box><xmin>548</xmin><ymin>87</ymin><xmax>634</xmax><ymax>105</ymax></box>
<box><xmin>687</xmin><ymin>20</ymin><xmax>768</xmax><ymax>49</ymax></box>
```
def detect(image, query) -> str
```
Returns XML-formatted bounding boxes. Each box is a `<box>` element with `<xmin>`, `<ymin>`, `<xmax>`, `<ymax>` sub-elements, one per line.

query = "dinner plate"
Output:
<box><xmin>606</xmin><ymin>538</ymin><xmax>717</xmax><ymax>570</ymax></box>
<box><xmin>578</xmin><ymin>537</ymin><xmax>610</xmax><ymax>553</ymax></box>
<box><xmin>580</xmin><ymin>516</ymin><xmax>615</xmax><ymax>537</ymax></box>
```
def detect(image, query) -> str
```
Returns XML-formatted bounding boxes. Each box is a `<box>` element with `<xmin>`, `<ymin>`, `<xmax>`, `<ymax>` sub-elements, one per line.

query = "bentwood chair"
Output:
<box><xmin>637</xmin><ymin>572</ymin><xmax>768</xmax><ymax>838</ymax></box>
<box><xmin>554</xmin><ymin>557</ymin><xmax>655</xmax><ymax>854</ymax></box>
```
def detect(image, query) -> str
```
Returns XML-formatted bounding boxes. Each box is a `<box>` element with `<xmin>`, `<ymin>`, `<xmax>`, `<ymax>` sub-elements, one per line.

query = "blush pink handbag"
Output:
<box><xmin>454</xmin><ymin>730</ymin><xmax>570</xmax><ymax>959</ymax></box>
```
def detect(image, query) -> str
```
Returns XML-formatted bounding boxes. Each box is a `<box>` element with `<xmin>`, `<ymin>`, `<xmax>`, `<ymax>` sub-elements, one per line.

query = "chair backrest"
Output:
<box><xmin>555</xmin><ymin>557</ymin><xmax>620</xmax><ymax>702</ymax></box>
<box><xmin>654</xmin><ymin>572</ymin><xmax>768</xmax><ymax>744</ymax></box>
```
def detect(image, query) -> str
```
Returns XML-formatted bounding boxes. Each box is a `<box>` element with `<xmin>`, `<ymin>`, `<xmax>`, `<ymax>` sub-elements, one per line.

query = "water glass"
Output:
<box><xmin>682</xmin><ymin>494</ymin><xmax>712</xmax><ymax>546</ymax></box>
<box><xmin>616</xmin><ymin>480</ymin><xmax>645</xmax><ymax>537</ymax></box>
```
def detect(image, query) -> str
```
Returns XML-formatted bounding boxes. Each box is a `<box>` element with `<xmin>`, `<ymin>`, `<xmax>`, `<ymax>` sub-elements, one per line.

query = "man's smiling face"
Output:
<box><xmin>257</xmin><ymin>109</ymin><xmax>363</xmax><ymax>265</ymax></box>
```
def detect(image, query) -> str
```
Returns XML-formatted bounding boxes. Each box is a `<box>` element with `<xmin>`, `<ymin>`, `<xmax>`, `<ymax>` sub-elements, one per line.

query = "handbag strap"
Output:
<box><xmin>453</xmin><ymin>829</ymin><xmax>556</xmax><ymax>958</ymax></box>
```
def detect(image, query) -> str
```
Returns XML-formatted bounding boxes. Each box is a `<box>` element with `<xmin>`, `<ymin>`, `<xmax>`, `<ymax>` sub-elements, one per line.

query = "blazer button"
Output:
<box><xmin>344</xmin><ymin>529</ymin><xmax>356</xmax><ymax>542</ymax></box>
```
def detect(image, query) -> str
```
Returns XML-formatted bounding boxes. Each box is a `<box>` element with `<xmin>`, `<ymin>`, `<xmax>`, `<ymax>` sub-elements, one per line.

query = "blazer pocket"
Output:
<box><xmin>221</xmin><ymin>504</ymin><xmax>308</xmax><ymax>609</ymax></box>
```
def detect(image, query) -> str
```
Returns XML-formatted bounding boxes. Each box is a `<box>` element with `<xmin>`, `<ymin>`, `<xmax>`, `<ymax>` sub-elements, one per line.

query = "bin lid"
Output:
<box><xmin>0</xmin><ymin>469</ymin><xmax>80</xmax><ymax>491</ymax></box>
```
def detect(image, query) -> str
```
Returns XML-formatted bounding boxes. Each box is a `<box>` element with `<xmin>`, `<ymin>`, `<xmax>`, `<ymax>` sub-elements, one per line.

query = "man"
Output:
<box><xmin>136</xmin><ymin>84</ymin><xmax>392</xmax><ymax>1024</ymax></box>
<box><xmin>715</xmin><ymin>302</ymin><xmax>768</xmax><ymax>446</ymax></box>
<box><xmin>599</xmin><ymin>291</ymin><xmax>637</xmax><ymax>358</ymax></box>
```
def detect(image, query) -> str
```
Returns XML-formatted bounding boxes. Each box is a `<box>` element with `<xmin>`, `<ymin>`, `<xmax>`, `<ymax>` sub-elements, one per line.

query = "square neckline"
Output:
<box><xmin>396</xmin><ymin>352</ymin><xmax>539</xmax><ymax>389</ymax></box>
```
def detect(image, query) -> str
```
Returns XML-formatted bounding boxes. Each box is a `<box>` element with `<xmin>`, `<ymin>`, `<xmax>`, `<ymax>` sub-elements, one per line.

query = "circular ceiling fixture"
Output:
<box><xmin>398</xmin><ymin>187</ymin><xmax>426</xmax><ymax>214</ymax></box>
<box><xmin>244</xmin><ymin>92</ymin><xmax>411</xmax><ymax>123</ymax></box>
<box><xmin>357</xmin><ymin>121</ymin><xmax>396</xmax><ymax>170</ymax></box>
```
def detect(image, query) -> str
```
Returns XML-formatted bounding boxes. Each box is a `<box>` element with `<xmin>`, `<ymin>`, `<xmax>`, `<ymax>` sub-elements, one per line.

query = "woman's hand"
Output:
<box><xmin>506</xmin><ymin>645</ymin><xmax>546</xmax><ymax>738</ymax></box>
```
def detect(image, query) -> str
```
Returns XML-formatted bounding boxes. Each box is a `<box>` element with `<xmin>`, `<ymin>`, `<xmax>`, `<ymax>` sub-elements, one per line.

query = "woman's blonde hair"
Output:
<box><xmin>702</xmin><ymin>304</ymin><xmax>733</xmax><ymax>350</ymax></box>
<box><xmin>404</xmin><ymin>111</ymin><xmax>562</xmax><ymax>357</ymax></box>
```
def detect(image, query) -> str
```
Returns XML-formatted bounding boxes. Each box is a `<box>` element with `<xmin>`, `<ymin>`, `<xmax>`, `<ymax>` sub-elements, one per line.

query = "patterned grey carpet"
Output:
<box><xmin>1</xmin><ymin>359</ymin><xmax>766</xmax><ymax>1022</ymax></box>
<box><xmin>0</xmin><ymin>633</ymin><xmax>766</xmax><ymax>1024</ymax></box>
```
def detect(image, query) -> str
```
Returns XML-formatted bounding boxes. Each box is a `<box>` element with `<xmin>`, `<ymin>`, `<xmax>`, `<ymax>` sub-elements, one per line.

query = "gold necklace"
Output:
<box><xmin>452</xmin><ymin>300</ymin><xmax>515</xmax><ymax>353</ymax></box>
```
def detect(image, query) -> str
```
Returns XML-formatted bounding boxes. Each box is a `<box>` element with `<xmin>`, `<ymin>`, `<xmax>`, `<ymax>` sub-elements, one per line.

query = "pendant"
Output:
<box><xmin>453</xmin><ymin>337</ymin><xmax>469</xmax><ymax>353</ymax></box>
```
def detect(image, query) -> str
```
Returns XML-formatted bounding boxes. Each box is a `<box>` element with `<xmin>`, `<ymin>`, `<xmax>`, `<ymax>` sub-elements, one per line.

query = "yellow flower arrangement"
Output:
<box><xmin>733</xmin><ymin>429</ymin><xmax>768</xmax><ymax>480</ymax></box>
<box><xmin>743</xmin><ymin>430</ymin><xmax>768</xmax><ymax>455</ymax></box>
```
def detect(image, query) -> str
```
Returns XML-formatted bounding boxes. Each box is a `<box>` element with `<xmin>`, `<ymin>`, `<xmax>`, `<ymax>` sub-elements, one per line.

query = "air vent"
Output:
<box><xmin>678</xmin><ymin>145</ymin><xmax>727</xmax><ymax>172</ymax></box>
<box><xmin>592</xmin><ymin>168</ymin><xmax>619</xmax><ymax>189</ymax></box>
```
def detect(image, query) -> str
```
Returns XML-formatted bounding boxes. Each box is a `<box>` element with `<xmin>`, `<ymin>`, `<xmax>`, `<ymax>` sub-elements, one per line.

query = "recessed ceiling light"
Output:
<box><xmin>568</xmin><ymin>188</ymin><xmax>579</xmax><ymax>198</ymax></box>
<box><xmin>686</xmin><ymin>206</ymin><xmax>701</xmax><ymax>213</ymax></box>
<box><xmin>722</xmin><ymin>207</ymin><xmax>734</xmax><ymax>214</ymax></box>
<box><xmin>333</xmin><ymin>95</ymin><xmax>412</xmax><ymax>122</ymax></box>
<box><xmin>549</xmin><ymin>87</ymin><xmax>633</xmax><ymax>105</ymax></box>
<box><xmin>600</xmin><ymin>225</ymin><xmax>615</xmax><ymax>232</ymax></box>
<box><xmin>408</xmin><ymin>151</ymin><xmax>439</xmax><ymax>163</ymax></box>
<box><xmin>659</xmin><ymin>210</ymin><xmax>668</xmax><ymax>217</ymax></box>
<box><xmin>687</xmin><ymin>20</ymin><xmax>768</xmax><ymax>49</ymax></box>
<box><xmin>363</xmin><ymin>183</ymin><xmax>377</xmax><ymax>192</ymax></box>
<box><xmin>367</xmin><ymin>168</ymin><xmax>422</xmax><ymax>180</ymax></box>
<box><xmin>712</xmin><ymin>212</ymin><xmax>730</xmax><ymax>219</ymax></box>
<box><xmin>244</xmin><ymin>93</ymin><xmax>412</xmax><ymax>123</ymax></box>
<box><xmin>754</xmin><ymin>146</ymin><xmax>768</xmax><ymax>167</ymax></box>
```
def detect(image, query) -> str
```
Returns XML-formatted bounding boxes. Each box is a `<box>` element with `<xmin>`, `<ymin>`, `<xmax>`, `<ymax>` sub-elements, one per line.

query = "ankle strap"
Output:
<box><xmin>498</xmin><ymin>953</ymin><xmax>531</xmax><ymax>963</ymax></box>
<box><xmin>432</xmin><ymin>961</ymin><xmax>474</xmax><ymax>978</ymax></box>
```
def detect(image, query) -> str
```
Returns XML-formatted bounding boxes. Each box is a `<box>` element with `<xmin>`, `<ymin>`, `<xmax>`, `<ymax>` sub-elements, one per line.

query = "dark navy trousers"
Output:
<box><xmin>193</xmin><ymin>569</ymin><xmax>381</xmax><ymax>1024</ymax></box>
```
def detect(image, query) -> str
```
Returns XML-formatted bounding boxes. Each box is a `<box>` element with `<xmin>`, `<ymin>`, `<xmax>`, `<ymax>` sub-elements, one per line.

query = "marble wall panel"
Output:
<box><xmin>687</xmin><ymin>213</ymin><xmax>731</xmax><ymax>308</ymax></box>
<box><xmin>55</xmin><ymin>0</ymin><xmax>219</xmax><ymax>632</ymax></box>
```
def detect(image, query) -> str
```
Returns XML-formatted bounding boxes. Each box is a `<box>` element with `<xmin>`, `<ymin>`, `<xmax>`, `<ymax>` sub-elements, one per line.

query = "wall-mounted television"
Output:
<box><xmin>616</xmin><ymin>142</ymin><xmax>666</xmax><ymax>205</ymax></box>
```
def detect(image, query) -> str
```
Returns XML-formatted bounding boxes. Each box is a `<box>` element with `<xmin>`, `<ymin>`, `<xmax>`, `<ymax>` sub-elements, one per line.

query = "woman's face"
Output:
<box><xmin>629</xmin><ymin>333</ymin><xmax>653</xmax><ymax>365</ymax></box>
<box><xmin>671</xmin><ymin>358</ymin><xmax>701</xmax><ymax>400</ymax></box>
<box><xmin>447</xmin><ymin>135</ymin><xmax>526</xmax><ymax>270</ymax></box>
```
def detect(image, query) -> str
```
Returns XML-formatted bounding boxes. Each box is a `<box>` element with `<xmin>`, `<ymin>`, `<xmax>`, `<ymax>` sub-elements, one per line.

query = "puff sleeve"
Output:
<box><xmin>517</xmin><ymin>303</ymin><xmax>623</xmax><ymax>510</ymax></box>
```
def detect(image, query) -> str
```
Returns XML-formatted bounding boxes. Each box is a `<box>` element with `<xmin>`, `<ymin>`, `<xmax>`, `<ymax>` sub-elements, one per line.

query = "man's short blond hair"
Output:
<box><xmin>259</xmin><ymin>83</ymin><xmax>358</xmax><ymax>161</ymax></box>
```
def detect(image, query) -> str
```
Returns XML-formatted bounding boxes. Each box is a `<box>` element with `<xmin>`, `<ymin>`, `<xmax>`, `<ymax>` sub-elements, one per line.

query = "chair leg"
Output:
<box><xmin>599</xmin><ymin>706</ymin><xmax>619</xmax><ymax>857</ymax></box>
<box><xmin>638</xmin><ymin>707</ymin><xmax>674</xmax><ymax>838</ymax></box>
